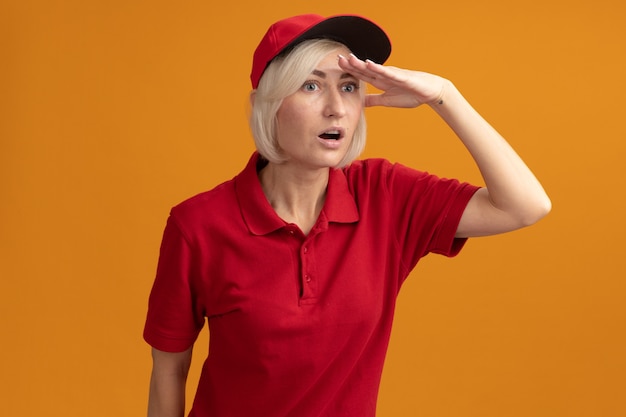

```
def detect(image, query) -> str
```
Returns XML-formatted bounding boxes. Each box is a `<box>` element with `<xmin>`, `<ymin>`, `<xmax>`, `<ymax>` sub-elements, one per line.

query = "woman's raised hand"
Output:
<box><xmin>338</xmin><ymin>53</ymin><xmax>449</xmax><ymax>109</ymax></box>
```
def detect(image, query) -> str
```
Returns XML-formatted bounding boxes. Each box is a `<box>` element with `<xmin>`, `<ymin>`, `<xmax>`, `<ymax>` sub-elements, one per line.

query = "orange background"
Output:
<box><xmin>1</xmin><ymin>0</ymin><xmax>625</xmax><ymax>416</ymax></box>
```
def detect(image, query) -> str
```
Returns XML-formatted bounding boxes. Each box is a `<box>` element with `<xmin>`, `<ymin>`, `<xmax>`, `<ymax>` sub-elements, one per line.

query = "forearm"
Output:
<box><xmin>430</xmin><ymin>81</ymin><xmax>551</xmax><ymax>225</ymax></box>
<box><xmin>147</xmin><ymin>348</ymin><xmax>192</xmax><ymax>417</ymax></box>
<box><xmin>148</xmin><ymin>373</ymin><xmax>186</xmax><ymax>417</ymax></box>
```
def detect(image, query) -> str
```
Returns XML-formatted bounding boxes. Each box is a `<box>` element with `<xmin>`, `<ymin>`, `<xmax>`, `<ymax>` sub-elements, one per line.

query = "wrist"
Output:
<box><xmin>428</xmin><ymin>79</ymin><xmax>456</xmax><ymax>107</ymax></box>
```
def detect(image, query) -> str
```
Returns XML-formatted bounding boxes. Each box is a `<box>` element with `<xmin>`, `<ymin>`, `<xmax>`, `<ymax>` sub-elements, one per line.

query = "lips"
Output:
<box><xmin>318</xmin><ymin>128</ymin><xmax>345</xmax><ymax>140</ymax></box>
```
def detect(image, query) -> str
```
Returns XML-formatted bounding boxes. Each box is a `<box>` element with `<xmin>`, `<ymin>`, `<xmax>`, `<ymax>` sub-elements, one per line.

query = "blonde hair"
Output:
<box><xmin>249</xmin><ymin>39</ymin><xmax>367</xmax><ymax>167</ymax></box>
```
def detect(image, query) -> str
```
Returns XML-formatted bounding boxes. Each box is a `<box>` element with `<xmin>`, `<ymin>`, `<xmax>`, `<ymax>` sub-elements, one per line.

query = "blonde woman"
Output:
<box><xmin>144</xmin><ymin>14</ymin><xmax>551</xmax><ymax>417</ymax></box>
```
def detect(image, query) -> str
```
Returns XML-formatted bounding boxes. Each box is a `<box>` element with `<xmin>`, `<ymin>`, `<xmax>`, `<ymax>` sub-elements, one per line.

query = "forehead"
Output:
<box><xmin>310</xmin><ymin>47</ymin><xmax>353</xmax><ymax>76</ymax></box>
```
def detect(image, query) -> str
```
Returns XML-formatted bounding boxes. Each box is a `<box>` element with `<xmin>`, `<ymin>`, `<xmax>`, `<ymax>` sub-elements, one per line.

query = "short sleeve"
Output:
<box><xmin>385</xmin><ymin>162</ymin><xmax>480</xmax><ymax>272</ymax></box>
<box><xmin>143</xmin><ymin>215</ymin><xmax>205</xmax><ymax>352</ymax></box>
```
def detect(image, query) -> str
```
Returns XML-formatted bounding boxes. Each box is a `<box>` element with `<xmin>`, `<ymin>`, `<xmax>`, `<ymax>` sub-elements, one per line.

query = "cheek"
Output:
<box><xmin>348</xmin><ymin>93</ymin><xmax>364</xmax><ymax>114</ymax></box>
<box><xmin>276</xmin><ymin>108</ymin><xmax>297</xmax><ymax>137</ymax></box>
<box><xmin>275</xmin><ymin>108</ymin><xmax>305</xmax><ymax>148</ymax></box>
<box><xmin>276</xmin><ymin>105</ymin><xmax>297</xmax><ymax>124</ymax></box>
<box><xmin>348</xmin><ymin>101</ymin><xmax>364</xmax><ymax>128</ymax></box>
<box><xmin>276</xmin><ymin>100</ymin><xmax>310</xmax><ymax>133</ymax></box>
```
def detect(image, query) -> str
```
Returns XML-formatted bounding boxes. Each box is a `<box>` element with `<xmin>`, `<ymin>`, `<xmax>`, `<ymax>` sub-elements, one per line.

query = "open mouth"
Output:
<box><xmin>318</xmin><ymin>129</ymin><xmax>343</xmax><ymax>140</ymax></box>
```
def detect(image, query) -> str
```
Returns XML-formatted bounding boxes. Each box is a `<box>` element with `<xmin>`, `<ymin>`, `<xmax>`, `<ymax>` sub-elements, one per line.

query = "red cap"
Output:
<box><xmin>250</xmin><ymin>14</ymin><xmax>392</xmax><ymax>89</ymax></box>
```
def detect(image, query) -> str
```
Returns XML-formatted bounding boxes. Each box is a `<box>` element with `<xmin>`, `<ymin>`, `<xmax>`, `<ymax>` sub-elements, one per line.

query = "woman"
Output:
<box><xmin>144</xmin><ymin>14</ymin><xmax>551</xmax><ymax>417</ymax></box>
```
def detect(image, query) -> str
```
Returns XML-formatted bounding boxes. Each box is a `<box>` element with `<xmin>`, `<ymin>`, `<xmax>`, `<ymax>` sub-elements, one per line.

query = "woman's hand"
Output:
<box><xmin>338</xmin><ymin>53</ymin><xmax>448</xmax><ymax>108</ymax></box>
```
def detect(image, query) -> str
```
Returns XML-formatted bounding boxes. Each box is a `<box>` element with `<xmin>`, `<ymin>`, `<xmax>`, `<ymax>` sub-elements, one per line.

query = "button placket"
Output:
<box><xmin>300</xmin><ymin>240</ymin><xmax>317</xmax><ymax>302</ymax></box>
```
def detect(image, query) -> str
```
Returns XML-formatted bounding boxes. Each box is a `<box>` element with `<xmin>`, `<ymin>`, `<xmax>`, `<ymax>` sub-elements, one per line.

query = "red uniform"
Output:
<box><xmin>144</xmin><ymin>153</ymin><xmax>479</xmax><ymax>417</ymax></box>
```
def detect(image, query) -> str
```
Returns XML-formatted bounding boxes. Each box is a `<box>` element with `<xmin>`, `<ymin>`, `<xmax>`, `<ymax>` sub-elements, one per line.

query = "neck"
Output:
<box><xmin>259</xmin><ymin>163</ymin><xmax>329</xmax><ymax>235</ymax></box>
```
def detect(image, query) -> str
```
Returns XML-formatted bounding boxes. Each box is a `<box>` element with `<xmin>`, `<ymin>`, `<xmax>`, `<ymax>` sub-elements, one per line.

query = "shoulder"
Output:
<box><xmin>170</xmin><ymin>153</ymin><xmax>260</xmax><ymax>219</ymax></box>
<box><xmin>342</xmin><ymin>158</ymin><xmax>433</xmax><ymax>190</ymax></box>
<box><xmin>343</xmin><ymin>158</ymin><xmax>392</xmax><ymax>173</ymax></box>
<box><xmin>167</xmin><ymin>178</ymin><xmax>237</xmax><ymax>235</ymax></box>
<box><xmin>344</xmin><ymin>158</ymin><xmax>478</xmax><ymax>210</ymax></box>
<box><xmin>341</xmin><ymin>158</ymin><xmax>392</xmax><ymax>184</ymax></box>
<box><xmin>174</xmin><ymin>179</ymin><xmax>235</xmax><ymax>213</ymax></box>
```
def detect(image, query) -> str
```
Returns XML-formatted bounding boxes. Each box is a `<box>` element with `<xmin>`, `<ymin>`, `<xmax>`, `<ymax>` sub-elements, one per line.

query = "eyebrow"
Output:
<box><xmin>311</xmin><ymin>69</ymin><xmax>355</xmax><ymax>80</ymax></box>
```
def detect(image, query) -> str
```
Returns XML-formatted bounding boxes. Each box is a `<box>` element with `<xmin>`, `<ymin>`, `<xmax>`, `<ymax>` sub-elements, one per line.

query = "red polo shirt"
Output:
<box><xmin>144</xmin><ymin>153</ymin><xmax>479</xmax><ymax>417</ymax></box>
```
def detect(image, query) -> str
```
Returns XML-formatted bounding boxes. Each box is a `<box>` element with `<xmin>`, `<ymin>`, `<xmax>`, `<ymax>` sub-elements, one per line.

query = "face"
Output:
<box><xmin>274</xmin><ymin>48</ymin><xmax>363</xmax><ymax>170</ymax></box>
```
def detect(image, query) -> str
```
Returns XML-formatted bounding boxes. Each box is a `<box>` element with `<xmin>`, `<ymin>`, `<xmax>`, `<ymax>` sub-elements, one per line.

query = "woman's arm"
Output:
<box><xmin>147</xmin><ymin>347</ymin><xmax>193</xmax><ymax>417</ymax></box>
<box><xmin>429</xmin><ymin>81</ymin><xmax>551</xmax><ymax>237</ymax></box>
<box><xmin>338</xmin><ymin>54</ymin><xmax>551</xmax><ymax>237</ymax></box>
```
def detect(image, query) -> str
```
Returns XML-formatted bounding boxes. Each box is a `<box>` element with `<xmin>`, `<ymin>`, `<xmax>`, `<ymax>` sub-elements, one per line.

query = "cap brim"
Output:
<box><xmin>284</xmin><ymin>15</ymin><xmax>391</xmax><ymax>64</ymax></box>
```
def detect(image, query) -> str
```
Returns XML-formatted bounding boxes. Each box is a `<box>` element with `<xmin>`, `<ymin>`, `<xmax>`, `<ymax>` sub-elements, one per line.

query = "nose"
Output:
<box><xmin>323</xmin><ymin>88</ymin><xmax>346</xmax><ymax>118</ymax></box>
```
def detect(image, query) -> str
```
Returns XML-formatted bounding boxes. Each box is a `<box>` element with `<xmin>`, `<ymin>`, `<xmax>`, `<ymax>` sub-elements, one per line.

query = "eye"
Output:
<box><xmin>302</xmin><ymin>81</ymin><xmax>319</xmax><ymax>92</ymax></box>
<box><xmin>341</xmin><ymin>82</ymin><xmax>359</xmax><ymax>93</ymax></box>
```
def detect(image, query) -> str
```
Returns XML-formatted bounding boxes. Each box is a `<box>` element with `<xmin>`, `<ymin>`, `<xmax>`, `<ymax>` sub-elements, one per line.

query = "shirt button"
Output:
<box><xmin>305</xmin><ymin>274</ymin><xmax>311</xmax><ymax>282</ymax></box>
<box><xmin>303</xmin><ymin>247</ymin><xmax>308</xmax><ymax>253</ymax></box>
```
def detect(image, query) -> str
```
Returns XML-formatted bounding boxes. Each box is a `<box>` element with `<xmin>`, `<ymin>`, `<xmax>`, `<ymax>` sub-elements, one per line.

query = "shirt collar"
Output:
<box><xmin>235</xmin><ymin>153</ymin><xmax>360</xmax><ymax>236</ymax></box>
